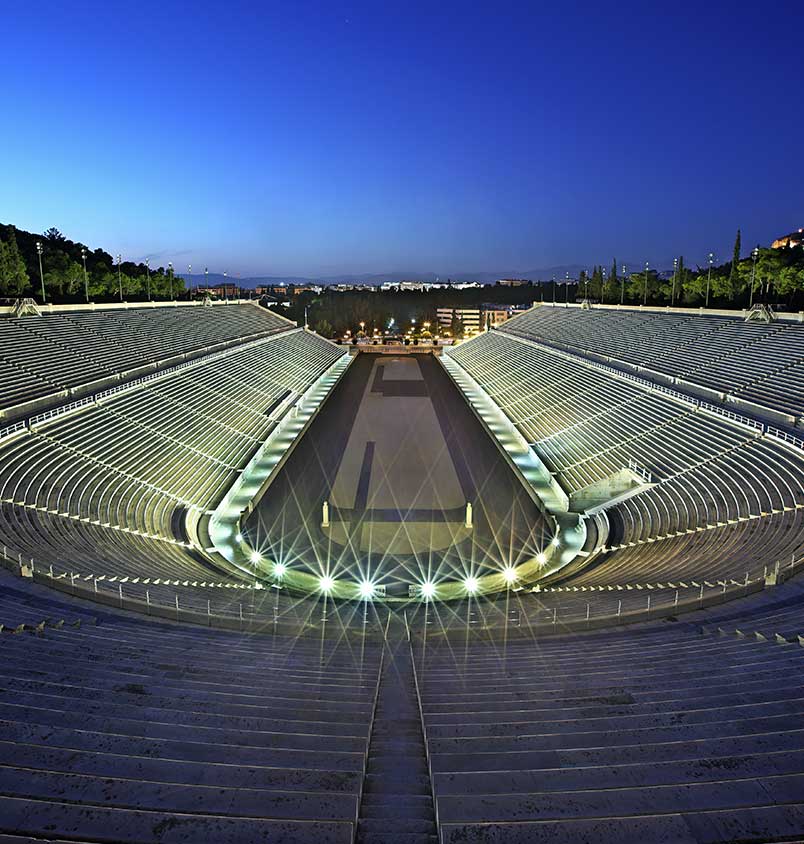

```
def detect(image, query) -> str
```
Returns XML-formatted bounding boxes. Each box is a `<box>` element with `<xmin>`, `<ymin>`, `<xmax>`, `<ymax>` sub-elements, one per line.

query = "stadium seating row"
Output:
<box><xmin>0</xmin><ymin>303</ymin><xmax>290</xmax><ymax>415</ymax></box>
<box><xmin>503</xmin><ymin>304</ymin><xmax>804</xmax><ymax>419</ymax></box>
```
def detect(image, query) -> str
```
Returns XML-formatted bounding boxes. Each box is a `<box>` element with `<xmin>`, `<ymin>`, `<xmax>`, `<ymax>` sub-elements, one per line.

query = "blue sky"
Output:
<box><xmin>2</xmin><ymin>1</ymin><xmax>802</xmax><ymax>277</ymax></box>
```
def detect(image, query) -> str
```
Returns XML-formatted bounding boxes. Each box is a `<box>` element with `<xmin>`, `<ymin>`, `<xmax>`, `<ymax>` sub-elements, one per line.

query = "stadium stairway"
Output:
<box><xmin>357</xmin><ymin>638</ymin><xmax>437</xmax><ymax>844</ymax></box>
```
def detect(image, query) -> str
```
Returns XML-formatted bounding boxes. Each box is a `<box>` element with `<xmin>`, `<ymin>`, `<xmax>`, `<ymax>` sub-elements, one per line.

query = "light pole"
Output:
<box><xmin>601</xmin><ymin>268</ymin><xmax>607</xmax><ymax>303</ymax></box>
<box><xmin>643</xmin><ymin>261</ymin><xmax>649</xmax><ymax>305</ymax></box>
<box><xmin>145</xmin><ymin>258</ymin><xmax>151</xmax><ymax>301</ymax></box>
<box><xmin>565</xmin><ymin>271</ymin><xmax>570</xmax><ymax>304</ymax></box>
<box><xmin>705</xmin><ymin>252</ymin><xmax>714</xmax><ymax>308</ymax></box>
<box><xmin>168</xmin><ymin>262</ymin><xmax>174</xmax><ymax>299</ymax></box>
<box><xmin>81</xmin><ymin>247</ymin><xmax>89</xmax><ymax>302</ymax></box>
<box><xmin>223</xmin><ymin>271</ymin><xmax>228</xmax><ymax>301</ymax></box>
<box><xmin>204</xmin><ymin>266</ymin><xmax>208</xmax><ymax>294</ymax></box>
<box><xmin>552</xmin><ymin>276</ymin><xmax>556</xmax><ymax>305</ymax></box>
<box><xmin>36</xmin><ymin>241</ymin><xmax>46</xmax><ymax>303</ymax></box>
<box><xmin>671</xmin><ymin>257</ymin><xmax>678</xmax><ymax>306</ymax></box>
<box><xmin>116</xmin><ymin>254</ymin><xmax>123</xmax><ymax>301</ymax></box>
<box><xmin>749</xmin><ymin>247</ymin><xmax>759</xmax><ymax>307</ymax></box>
<box><xmin>620</xmin><ymin>264</ymin><xmax>626</xmax><ymax>305</ymax></box>
<box><xmin>188</xmin><ymin>264</ymin><xmax>192</xmax><ymax>297</ymax></box>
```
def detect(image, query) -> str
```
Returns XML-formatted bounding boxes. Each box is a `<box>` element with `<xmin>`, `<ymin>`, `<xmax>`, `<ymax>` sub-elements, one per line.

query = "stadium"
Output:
<box><xmin>1</xmin><ymin>297</ymin><xmax>803</xmax><ymax>843</ymax></box>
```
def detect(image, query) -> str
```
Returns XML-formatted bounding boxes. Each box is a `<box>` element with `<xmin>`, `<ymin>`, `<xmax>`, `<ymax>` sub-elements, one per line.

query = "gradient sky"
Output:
<box><xmin>3</xmin><ymin>1</ymin><xmax>802</xmax><ymax>277</ymax></box>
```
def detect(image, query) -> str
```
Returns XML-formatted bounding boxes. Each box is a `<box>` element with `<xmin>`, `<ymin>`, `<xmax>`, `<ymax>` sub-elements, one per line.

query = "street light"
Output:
<box><xmin>36</xmin><ymin>241</ymin><xmax>46</xmax><ymax>303</ymax></box>
<box><xmin>168</xmin><ymin>262</ymin><xmax>174</xmax><ymax>299</ymax></box>
<box><xmin>117</xmin><ymin>254</ymin><xmax>123</xmax><ymax>301</ymax></box>
<box><xmin>671</xmin><ymin>257</ymin><xmax>678</xmax><ymax>306</ymax></box>
<box><xmin>643</xmin><ymin>261</ymin><xmax>649</xmax><ymax>305</ymax></box>
<box><xmin>565</xmin><ymin>271</ymin><xmax>570</xmax><ymax>304</ymax></box>
<box><xmin>601</xmin><ymin>268</ymin><xmax>607</xmax><ymax>303</ymax></box>
<box><xmin>749</xmin><ymin>247</ymin><xmax>759</xmax><ymax>307</ymax></box>
<box><xmin>145</xmin><ymin>258</ymin><xmax>151</xmax><ymax>301</ymax></box>
<box><xmin>81</xmin><ymin>247</ymin><xmax>89</xmax><ymax>303</ymax></box>
<box><xmin>620</xmin><ymin>264</ymin><xmax>626</xmax><ymax>305</ymax></box>
<box><xmin>705</xmin><ymin>252</ymin><xmax>714</xmax><ymax>308</ymax></box>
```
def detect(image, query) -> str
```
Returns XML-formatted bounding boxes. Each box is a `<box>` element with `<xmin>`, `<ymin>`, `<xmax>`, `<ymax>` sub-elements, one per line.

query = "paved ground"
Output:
<box><xmin>245</xmin><ymin>353</ymin><xmax>550</xmax><ymax>596</ymax></box>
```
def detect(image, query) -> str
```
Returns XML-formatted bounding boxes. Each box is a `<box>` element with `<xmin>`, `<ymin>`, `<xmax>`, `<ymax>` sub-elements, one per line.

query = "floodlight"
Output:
<box><xmin>420</xmin><ymin>580</ymin><xmax>436</xmax><ymax>599</ymax></box>
<box><xmin>464</xmin><ymin>576</ymin><xmax>479</xmax><ymax>594</ymax></box>
<box><xmin>536</xmin><ymin>552</ymin><xmax>547</xmax><ymax>565</ymax></box>
<box><xmin>249</xmin><ymin>551</ymin><xmax>262</xmax><ymax>564</ymax></box>
<box><xmin>273</xmin><ymin>562</ymin><xmax>287</xmax><ymax>578</ymax></box>
<box><xmin>319</xmin><ymin>574</ymin><xmax>335</xmax><ymax>592</ymax></box>
<box><xmin>235</xmin><ymin>533</ymin><xmax>243</xmax><ymax>542</ymax></box>
<box><xmin>502</xmin><ymin>567</ymin><xmax>517</xmax><ymax>584</ymax></box>
<box><xmin>358</xmin><ymin>580</ymin><xmax>376</xmax><ymax>599</ymax></box>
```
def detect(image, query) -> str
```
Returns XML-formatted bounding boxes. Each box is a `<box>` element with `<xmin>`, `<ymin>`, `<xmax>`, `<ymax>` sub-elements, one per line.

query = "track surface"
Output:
<box><xmin>245</xmin><ymin>353</ymin><xmax>549</xmax><ymax>595</ymax></box>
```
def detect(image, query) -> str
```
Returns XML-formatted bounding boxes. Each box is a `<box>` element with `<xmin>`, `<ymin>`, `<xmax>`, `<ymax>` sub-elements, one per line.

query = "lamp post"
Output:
<box><xmin>188</xmin><ymin>264</ymin><xmax>192</xmax><ymax>297</ymax></box>
<box><xmin>671</xmin><ymin>257</ymin><xmax>678</xmax><ymax>306</ymax></box>
<box><xmin>145</xmin><ymin>258</ymin><xmax>151</xmax><ymax>301</ymax></box>
<box><xmin>223</xmin><ymin>270</ymin><xmax>228</xmax><ymax>301</ymax></box>
<box><xmin>705</xmin><ymin>252</ymin><xmax>714</xmax><ymax>308</ymax></box>
<box><xmin>552</xmin><ymin>276</ymin><xmax>556</xmax><ymax>305</ymax></box>
<box><xmin>749</xmin><ymin>247</ymin><xmax>759</xmax><ymax>308</ymax></box>
<box><xmin>36</xmin><ymin>241</ymin><xmax>46</xmax><ymax>303</ymax></box>
<box><xmin>565</xmin><ymin>271</ymin><xmax>570</xmax><ymax>304</ymax></box>
<box><xmin>81</xmin><ymin>247</ymin><xmax>89</xmax><ymax>302</ymax></box>
<box><xmin>204</xmin><ymin>266</ymin><xmax>208</xmax><ymax>295</ymax></box>
<box><xmin>116</xmin><ymin>254</ymin><xmax>123</xmax><ymax>301</ymax></box>
<box><xmin>168</xmin><ymin>262</ymin><xmax>174</xmax><ymax>299</ymax></box>
<box><xmin>601</xmin><ymin>268</ymin><xmax>607</xmax><ymax>303</ymax></box>
<box><xmin>620</xmin><ymin>264</ymin><xmax>626</xmax><ymax>305</ymax></box>
<box><xmin>643</xmin><ymin>261</ymin><xmax>649</xmax><ymax>305</ymax></box>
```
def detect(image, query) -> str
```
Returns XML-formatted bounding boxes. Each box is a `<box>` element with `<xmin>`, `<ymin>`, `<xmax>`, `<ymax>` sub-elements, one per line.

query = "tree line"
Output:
<box><xmin>0</xmin><ymin>225</ymin><xmax>187</xmax><ymax>302</ymax></box>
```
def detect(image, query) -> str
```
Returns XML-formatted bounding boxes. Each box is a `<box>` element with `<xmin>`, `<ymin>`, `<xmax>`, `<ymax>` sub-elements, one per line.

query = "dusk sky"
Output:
<box><xmin>4</xmin><ymin>1</ymin><xmax>802</xmax><ymax>277</ymax></box>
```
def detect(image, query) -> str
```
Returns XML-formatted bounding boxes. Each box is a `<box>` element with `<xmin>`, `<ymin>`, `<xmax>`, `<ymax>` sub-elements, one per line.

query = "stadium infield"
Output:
<box><xmin>244</xmin><ymin>352</ymin><xmax>550</xmax><ymax>596</ymax></box>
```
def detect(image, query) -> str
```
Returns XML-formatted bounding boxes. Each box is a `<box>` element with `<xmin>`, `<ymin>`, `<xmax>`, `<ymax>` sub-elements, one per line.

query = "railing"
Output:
<box><xmin>406</xmin><ymin>612</ymin><xmax>440</xmax><ymax>835</ymax></box>
<box><xmin>699</xmin><ymin>401</ymin><xmax>764</xmax><ymax>432</ymax></box>
<box><xmin>3</xmin><ymin>543</ymin><xmax>803</xmax><ymax>636</ymax></box>
<box><xmin>353</xmin><ymin>615</ymin><xmax>390</xmax><ymax>843</ymax></box>
<box><xmin>766</xmin><ymin>427</ymin><xmax>804</xmax><ymax>452</ymax></box>
<box><xmin>0</xmin><ymin>420</ymin><xmax>27</xmax><ymax>442</ymax></box>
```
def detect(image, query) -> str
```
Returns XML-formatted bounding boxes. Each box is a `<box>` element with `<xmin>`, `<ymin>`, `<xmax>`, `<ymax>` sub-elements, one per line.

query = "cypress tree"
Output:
<box><xmin>729</xmin><ymin>228</ymin><xmax>741</xmax><ymax>284</ymax></box>
<box><xmin>3</xmin><ymin>228</ymin><xmax>30</xmax><ymax>296</ymax></box>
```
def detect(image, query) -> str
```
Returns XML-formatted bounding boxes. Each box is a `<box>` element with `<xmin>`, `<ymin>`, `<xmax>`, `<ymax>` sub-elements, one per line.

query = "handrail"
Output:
<box><xmin>407</xmin><ymin>614</ymin><xmax>440</xmax><ymax>836</ymax></box>
<box><xmin>353</xmin><ymin>628</ymin><xmax>387</xmax><ymax>844</ymax></box>
<box><xmin>767</xmin><ymin>427</ymin><xmax>804</xmax><ymax>451</ymax></box>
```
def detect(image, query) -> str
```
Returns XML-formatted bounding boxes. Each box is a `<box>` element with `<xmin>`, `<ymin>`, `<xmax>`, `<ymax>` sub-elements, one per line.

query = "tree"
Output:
<box><xmin>314</xmin><ymin>319</ymin><xmax>334</xmax><ymax>338</ymax></box>
<box><xmin>0</xmin><ymin>228</ymin><xmax>30</xmax><ymax>296</ymax></box>
<box><xmin>44</xmin><ymin>227</ymin><xmax>66</xmax><ymax>243</ymax></box>
<box><xmin>728</xmin><ymin>228</ymin><xmax>741</xmax><ymax>286</ymax></box>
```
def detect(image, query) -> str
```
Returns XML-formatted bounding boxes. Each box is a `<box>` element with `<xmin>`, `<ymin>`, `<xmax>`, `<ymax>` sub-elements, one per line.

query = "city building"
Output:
<box><xmin>496</xmin><ymin>278</ymin><xmax>531</xmax><ymax>287</ymax></box>
<box><xmin>481</xmin><ymin>302</ymin><xmax>531</xmax><ymax>328</ymax></box>
<box><xmin>436</xmin><ymin>306</ymin><xmax>482</xmax><ymax>335</ymax></box>
<box><xmin>772</xmin><ymin>228</ymin><xmax>804</xmax><ymax>249</ymax></box>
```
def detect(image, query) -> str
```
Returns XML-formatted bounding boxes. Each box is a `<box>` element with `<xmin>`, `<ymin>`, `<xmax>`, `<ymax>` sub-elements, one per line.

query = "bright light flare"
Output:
<box><xmin>273</xmin><ymin>562</ymin><xmax>287</xmax><ymax>578</ymax></box>
<box><xmin>420</xmin><ymin>581</ymin><xmax>436</xmax><ymax>599</ymax></box>
<box><xmin>249</xmin><ymin>551</ymin><xmax>262</xmax><ymax>565</ymax></box>
<box><xmin>536</xmin><ymin>552</ymin><xmax>547</xmax><ymax>565</ymax></box>
<box><xmin>464</xmin><ymin>576</ymin><xmax>479</xmax><ymax>594</ymax></box>
<box><xmin>502</xmin><ymin>567</ymin><xmax>517</xmax><ymax>584</ymax></box>
<box><xmin>319</xmin><ymin>574</ymin><xmax>335</xmax><ymax>592</ymax></box>
<box><xmin>358</xmin><ymin>580</ymin><xmax>376</xmax><ymax>599</ymax></box>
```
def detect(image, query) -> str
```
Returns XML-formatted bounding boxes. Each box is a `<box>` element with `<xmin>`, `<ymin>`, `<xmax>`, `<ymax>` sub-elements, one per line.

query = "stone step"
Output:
<box><xmin>0</xmin><ymin>795</ymin><xmax>353</xmax><ymax>844</ymax></box>
<box><xmin>358</xmin><ymin>818</ymin><xmax>436</xmax><ymax>834</ymax></box>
